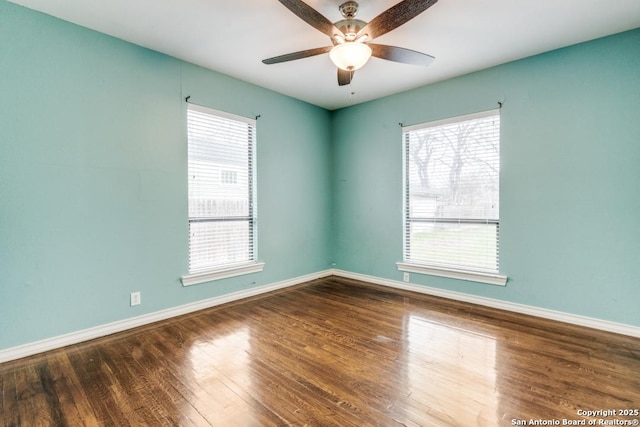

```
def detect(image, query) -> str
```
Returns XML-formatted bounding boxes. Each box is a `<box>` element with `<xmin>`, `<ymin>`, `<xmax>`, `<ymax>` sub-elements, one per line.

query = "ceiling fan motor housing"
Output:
<box><xmin>335</xmin><ymin>19</ymin><xmax>367</xmax><ymax>40</ymax></box>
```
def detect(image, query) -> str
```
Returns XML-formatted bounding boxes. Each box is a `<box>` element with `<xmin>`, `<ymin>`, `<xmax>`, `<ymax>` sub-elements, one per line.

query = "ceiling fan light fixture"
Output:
<box><xmin>329</xmin><ymin>42</ymin><xmax>372</xmax><ymax>71</ymax></box>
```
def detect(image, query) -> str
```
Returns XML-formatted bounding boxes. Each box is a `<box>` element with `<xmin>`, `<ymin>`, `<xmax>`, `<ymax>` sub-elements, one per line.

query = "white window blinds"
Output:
<box><xmin>403</xmin><ymin>110</ymin><xmax>500</xmax><ymax>274</ymax></box>
<box><xmin>187</xmin><ymin>103</ymin><xmax>256</xmax><ymax>273</ymax></box>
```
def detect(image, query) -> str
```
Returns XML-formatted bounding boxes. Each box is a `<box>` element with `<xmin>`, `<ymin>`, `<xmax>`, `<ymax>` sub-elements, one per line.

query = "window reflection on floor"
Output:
<box><xmin>406</xmin><ymin>314</ymin><xmax>498</xmax><ymax>425</ymax></box>
<box><xmin>187</xmin><ymin>326</ymin><xmax>254</xmax><ymax>424</ymax></box>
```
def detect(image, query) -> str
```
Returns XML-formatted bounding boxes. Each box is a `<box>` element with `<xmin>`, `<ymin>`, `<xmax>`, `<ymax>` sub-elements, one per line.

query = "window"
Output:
<box><xmin>398</xmin><ymin>110</ymin><xmax>506</xmax><ymax>285</ymax></box>
<box><xmin>220</xmin><ymin>170</ymin><xmax>238</xmax><ymax>184</ymax></box>
<box><xmin>182</xmin><ymin>103</ymin><xmax>263</xmax><ymax>286</ymax></box>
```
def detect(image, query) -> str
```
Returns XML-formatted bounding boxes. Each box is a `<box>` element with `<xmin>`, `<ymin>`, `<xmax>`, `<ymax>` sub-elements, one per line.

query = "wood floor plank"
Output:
<box><xmin>66</xmin><ymin>345</ymin><xmax>141</xmax><ymax>426</ymax></box>
<box><xmin>14</xmin><ymin>363</ymin><xmax>57</xmax><ymax>426</ymax></box>
<box><xmin>45</xmin><ymin>351</ymin><xmax>101</xmax><ymax>427</ymax></box>
<box><xmin>2</xmin><ymin>276</ymin><xmax>640</xmax><ymax>426</ymax></box>
<box><xmin>2</xmin><ymin>369</ymin><xmax>22</xmax><ymax>427</ymax></box>
<box><xmin>120</xmin><ymin>333</ymin><xmax>211</xmax><ymax>426</ymax></box>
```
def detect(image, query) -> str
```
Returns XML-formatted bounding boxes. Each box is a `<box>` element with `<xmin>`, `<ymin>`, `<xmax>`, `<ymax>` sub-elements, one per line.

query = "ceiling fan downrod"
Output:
<box><xmin>336</xmin><ymin>1</ymin><xmax>366</xmax><ymax>41</ymax></box>
<box><xmin>338</xmin><ymin>1</ymin><xmax>359</xmax><ymax>19</ymax></box>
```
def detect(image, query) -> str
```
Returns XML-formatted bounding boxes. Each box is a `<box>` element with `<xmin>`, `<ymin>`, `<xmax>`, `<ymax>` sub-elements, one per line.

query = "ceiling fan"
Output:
<box><xmin>262</xmin><ymin>0</ymin><xmax>438</xmax><ymax>86</ymax></box>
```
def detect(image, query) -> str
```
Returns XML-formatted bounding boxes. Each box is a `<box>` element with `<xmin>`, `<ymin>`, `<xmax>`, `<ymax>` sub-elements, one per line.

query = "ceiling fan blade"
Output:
<box><xmin>277</xmin><ymin>0</ymin><xmax>344</xmax><ymax>40</ymax></box>
<box><xmin>337</xmin><ymin>68</ymin><xmax>353</xmax><ymax>86</ymax></box>
<box><xmin>262</xmin><ymin>46</ymin><xmax>333</xmax><ymax>64</ymax></box>
<box><xmin>357</xmin><ymin>0</ymin><xmax>438</xmax><ymax>41</ymax></box>
<box><xmin>369</xmin><ymin>44</ymin><xmax>434</xmax><ymax>66</ymax></box>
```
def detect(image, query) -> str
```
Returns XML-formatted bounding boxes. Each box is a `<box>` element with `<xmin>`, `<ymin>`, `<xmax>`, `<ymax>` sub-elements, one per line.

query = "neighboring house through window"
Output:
<box><xmin>221</xmin><ymin>170</ymin><xmax>238</xmax><ymax>185</ymax></box>
<box><xmin>182</xmin><ymin>103</ymin><xmax>263</xmax><ymax>286</ymax></box>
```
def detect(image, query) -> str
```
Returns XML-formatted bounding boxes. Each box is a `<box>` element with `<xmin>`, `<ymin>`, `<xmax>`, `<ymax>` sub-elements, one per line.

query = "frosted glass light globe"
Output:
<box><xmin>329</xmin><ymin>42</ymin><xmax>372</xmax><ymax>71</ymax></box>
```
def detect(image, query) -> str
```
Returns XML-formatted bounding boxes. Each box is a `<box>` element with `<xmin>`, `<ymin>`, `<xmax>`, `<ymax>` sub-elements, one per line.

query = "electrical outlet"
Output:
<box><xmin>403</xmin><ymin>272</ymin><xmax>410</xmax><ymax>283</ymax></box>
<box><xmin>130</xmin><ymin>291</ymin><xmax>141</xmax><ymax>306</ymax></box>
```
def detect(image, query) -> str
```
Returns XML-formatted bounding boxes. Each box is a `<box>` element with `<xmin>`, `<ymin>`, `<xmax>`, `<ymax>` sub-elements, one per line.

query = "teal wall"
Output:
<box><xmin>332</xmin><ymin>29</ymin><xmax>640</xmax><ymax>326</ymax></box>
<box><xmin>0</xmin><ymin>1</ymin><xmax>332</xmax><ymax>350</ymax></box>
<box><xmin>1</xmin><ymin>1</ymin><xmax>639</xmax><ymax>353</ymax></box>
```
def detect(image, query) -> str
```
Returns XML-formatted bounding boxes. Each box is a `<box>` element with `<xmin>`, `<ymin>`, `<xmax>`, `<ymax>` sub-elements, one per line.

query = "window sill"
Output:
<box><xmin>181</xmin><ymin>262</ymin><xmax>265</xmax><ymax>287</ymax></box>
<box><xmin>396</xmin><ymin>262</ymin><xmax>507</xmax><ymax>286</ymax></box>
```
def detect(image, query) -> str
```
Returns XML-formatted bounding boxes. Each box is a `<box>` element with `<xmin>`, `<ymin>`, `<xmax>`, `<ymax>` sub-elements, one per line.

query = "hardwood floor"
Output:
<box><xmin>1</xmin><ymin>276</ymin><xmax>639</xmax><ymax>426</ymax></box>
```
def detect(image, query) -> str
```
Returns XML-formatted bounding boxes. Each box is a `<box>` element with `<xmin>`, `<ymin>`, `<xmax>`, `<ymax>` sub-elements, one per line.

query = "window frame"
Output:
<box><xmin>181</xmin><ymin>103</ymin><xmax>264</xmax><ymax>287</ymax></box>
<box><xmin>397</xmin><ymin>109</ymin><xmax>507</xmax><ymax>286</ymax></box>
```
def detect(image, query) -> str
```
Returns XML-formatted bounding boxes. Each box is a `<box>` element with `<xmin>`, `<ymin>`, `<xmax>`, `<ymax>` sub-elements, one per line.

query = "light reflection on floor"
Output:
<box><xmin>406</xmin><ymin>314</ymin><xmax>499</xmax><ymax>425</ymax></box>
<box><xmin>178</xmin><ymin>310</ymin><xmax>500</xmax><ymax>425</ymax></box>
<box><xmin>187</xmin><ymin>326</ymin><xmax>255</xmax><ymax>425</ymax></box>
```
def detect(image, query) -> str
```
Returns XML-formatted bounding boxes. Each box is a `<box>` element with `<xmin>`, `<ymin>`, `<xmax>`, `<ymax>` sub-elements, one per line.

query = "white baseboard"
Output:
<box><xmin>331</xmin><ymin>269</ymin><xmax>640</xmax><ymax>338</ymax></box>
<box><xmin>0</xmin><ymin>269</ymin><xmax>333</xmax><ymax>364</ymax></box>
<box><xmin>3</xmin><ymin>267</ymin><xmax>638</xmax><ymax>364</ymax></box>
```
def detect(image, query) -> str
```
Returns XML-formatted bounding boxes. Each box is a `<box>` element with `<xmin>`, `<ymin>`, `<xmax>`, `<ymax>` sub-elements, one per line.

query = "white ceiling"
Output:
<box><xmin>9</xmin><ymin>0</ymin><xmax>640</xmax><ymax>110</ymax></box>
